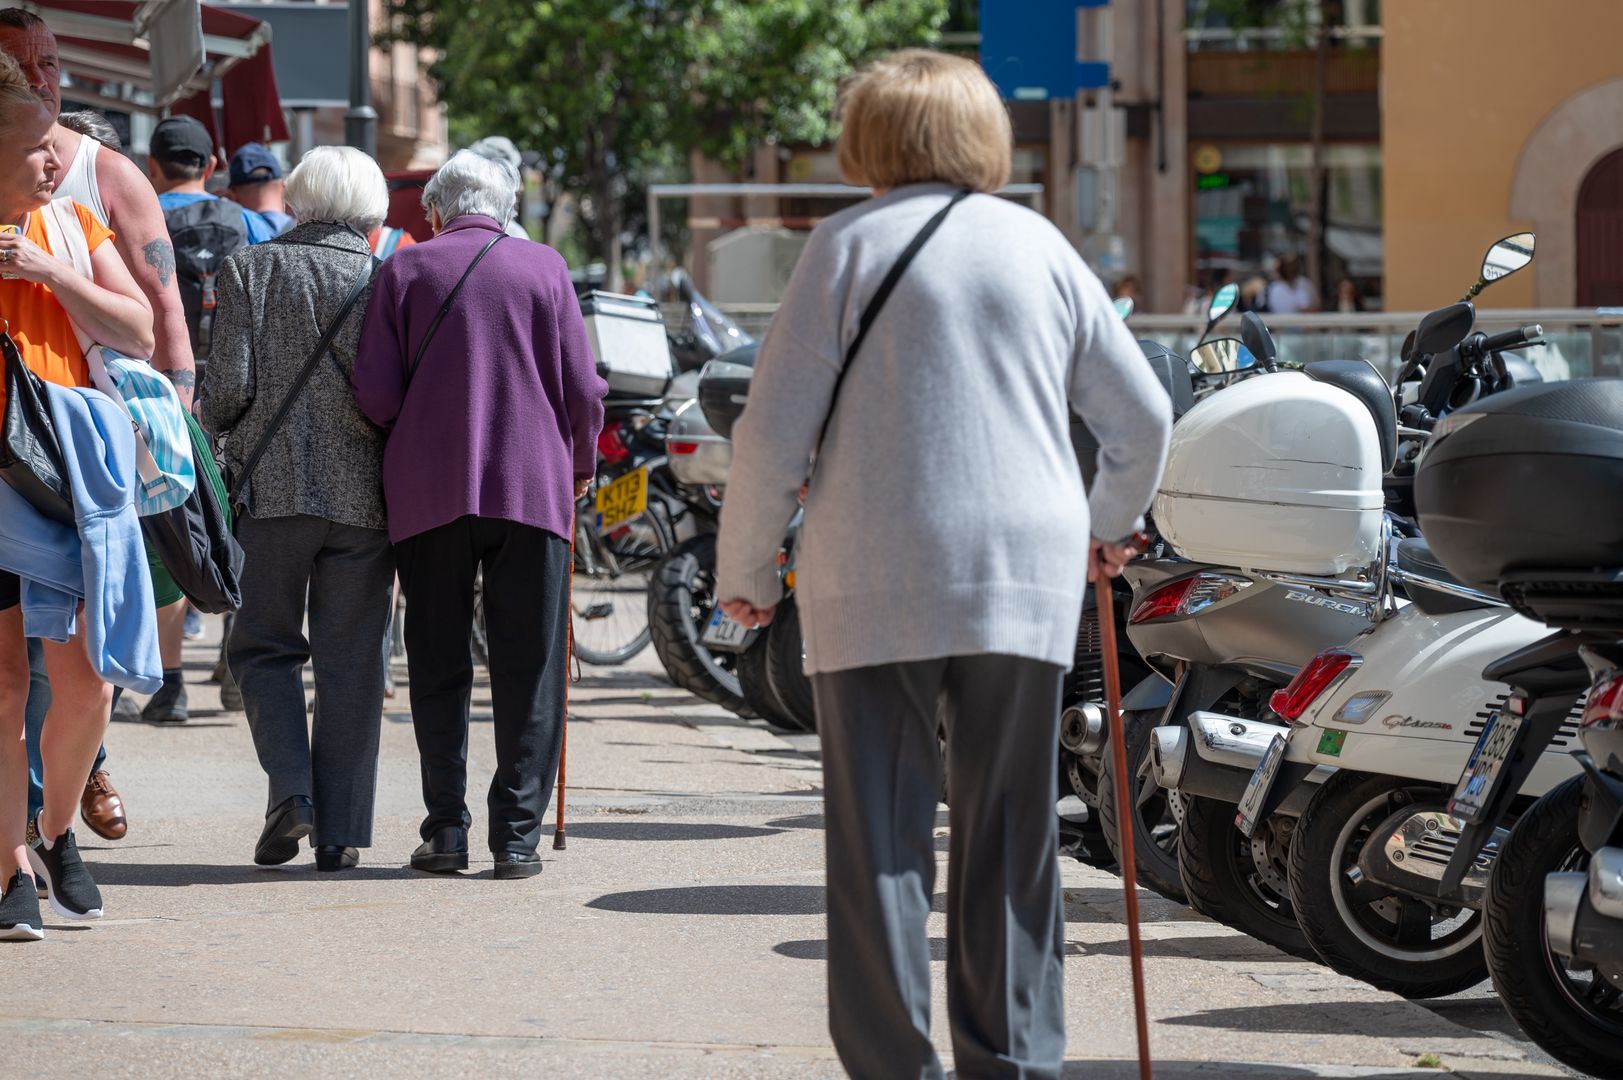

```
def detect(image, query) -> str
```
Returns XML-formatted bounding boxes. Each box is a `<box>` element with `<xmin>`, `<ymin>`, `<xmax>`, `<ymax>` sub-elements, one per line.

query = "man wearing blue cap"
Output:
<box><xmin>226</xmin><ymin>143</ymin><xmax>293</xmax><ymax>236</ymax></box>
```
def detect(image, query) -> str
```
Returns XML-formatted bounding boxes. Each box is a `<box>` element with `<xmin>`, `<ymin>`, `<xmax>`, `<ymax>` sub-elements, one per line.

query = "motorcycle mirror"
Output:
<box><xmin>1462</xmin><ymin>232</ymin><xmax>1535</xmax><ymax>301</ymax></box>
<box><xmin>1113</xmin><ymin>296</ymin><xmax>1135</xmax><ymax>321</ymax></box>
<box><xmin>1189</xmin><ymin>337</ymin><xmax>1256</xmax><ymax>375</ymax></box>
<box><xmin>1415</xmin><ymin>301</ymin><xmax>1475</xmax><ymax>356</ymax></box>
<box><xmin>1195</xmin><ymin>282</ymin><xmax>1240</xmax><ymax>346</ymax></box>
<box><xmin>1239</xmin><ymin>311</ymin><xmax>1278</xmax><ymax>371</ymax></box>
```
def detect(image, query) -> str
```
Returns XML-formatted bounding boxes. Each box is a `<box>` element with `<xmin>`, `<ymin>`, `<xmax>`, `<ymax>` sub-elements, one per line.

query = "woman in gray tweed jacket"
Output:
<box><xmin>199</xmin><ymin>147</ymin><xmax>392</xmax><ymax>874</ymax></box>
<box><xmin>717</xmin><ymin>52</ymin><xmax>1172</xmax><ymax>1078</ymax></box>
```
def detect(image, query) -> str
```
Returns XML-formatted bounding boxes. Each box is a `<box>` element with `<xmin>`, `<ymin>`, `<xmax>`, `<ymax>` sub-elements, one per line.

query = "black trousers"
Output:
<box><xmin>813</xmin><ymin>655</ymin><xmax>1067</xmax><ymax>1080</ymax></box>
<box><xmin>394</xmin><ymin>516</ymin><xmax>570</xmax><ymax>855</ymax></box>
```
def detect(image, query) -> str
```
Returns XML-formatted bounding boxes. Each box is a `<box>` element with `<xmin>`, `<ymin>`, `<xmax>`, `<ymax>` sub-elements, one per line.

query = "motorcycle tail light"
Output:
<box><xmin>1128</xmin><ymin>573</ymin><xmax>1250</xmax><ymax>624</ymax></box>
<box><xmin>597</xmin><ymin>423</ymin><xmax>630</xmax><ymax>465</ymax></box>
<box><xmin>1581</xmin><ymin>672</ymin><xmax>1623</xmax><ymax>728</ymax></box>
<box><xmin>1270</xmin><ymin>650</ymin><xmax>1359</xmax><ymax>724</ymax></box>
<box><xmin>669</xmin><ymin>441</ymin><xmax>699</xmax><ymax>455</ymax></box>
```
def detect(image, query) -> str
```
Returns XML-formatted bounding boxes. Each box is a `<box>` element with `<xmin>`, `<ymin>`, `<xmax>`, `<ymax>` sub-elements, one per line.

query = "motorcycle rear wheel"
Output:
<box><xmin>646</xmin><ymin>534</ymin><xmax>750</xmax><ymax>713</ymax></box>
<box><xmin>1096</xmin><ymin>708</ymin><xmax>1187</xmax><ymax>903</ymax></box>
<box><xmin>1288</xmin><ymin>770</ymin><xmax>1487</xmax><ymax>998</ymax></box>
<box><xmin>1179</xmin><ymin>794</ymin><xmax>1316</xmax><ymax>959</ymax></box>
<box><xmin>1484</xmin><ymin>776</ymin><xmax>1623</xmax><ymax>1079</ymax></box>
<box><xmin>737</xmin><ymin>625</ymin><xmax>800</xmax><ymax>732</ymax></box>
<box><xmin>764</xmin><ymin>596</ymin><xmax>817</xmax><ymax>733</ymax></box>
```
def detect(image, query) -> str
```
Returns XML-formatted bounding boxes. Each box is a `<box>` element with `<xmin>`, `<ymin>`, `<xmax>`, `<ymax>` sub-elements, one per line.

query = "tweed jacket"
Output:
<box><xmin>200</xmin><ymin>222</ymin><xmax>386</xmax><ymax>531</ymax></box>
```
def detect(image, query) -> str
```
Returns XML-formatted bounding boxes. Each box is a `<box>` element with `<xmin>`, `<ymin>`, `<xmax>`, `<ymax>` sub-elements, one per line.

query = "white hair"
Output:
<box><xmin>423</xmin><ymin>149</ymin><xmax>518</xmax><ymax>228</ymax></box>
<box><xmin>284</xmin><ymin>146</ymin><xmax>389</xmax><ymax>232</ymax></box>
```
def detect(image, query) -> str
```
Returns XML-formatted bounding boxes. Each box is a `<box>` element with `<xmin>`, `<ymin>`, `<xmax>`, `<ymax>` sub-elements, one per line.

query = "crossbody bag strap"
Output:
<box><xmin>812</xmin><ymin>188</ymin><xmax>970</xmax><ymax>463</ymax></box>
<box><xmin>230</xmin><ymin>255</ymin><xmax>378</xmax><ymax>507</ymax></box>
<box><xmin>405</xmin><ymin>232</ymin><xmax>505</xmax><ymax>388</ymax></box>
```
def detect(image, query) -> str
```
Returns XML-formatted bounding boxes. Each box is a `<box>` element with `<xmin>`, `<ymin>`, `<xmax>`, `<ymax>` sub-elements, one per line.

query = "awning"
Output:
<box><xmin>28</xmin><ymin>0</ymin><xmax>286</xmax><ymax>141</ymax></box>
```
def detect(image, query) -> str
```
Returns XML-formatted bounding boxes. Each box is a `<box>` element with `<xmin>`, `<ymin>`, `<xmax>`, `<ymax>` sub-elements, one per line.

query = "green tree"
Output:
<box><xmin>383</xmin><ymin>0</ymin><xmax>947</xmax><ymax>286</ymax></box>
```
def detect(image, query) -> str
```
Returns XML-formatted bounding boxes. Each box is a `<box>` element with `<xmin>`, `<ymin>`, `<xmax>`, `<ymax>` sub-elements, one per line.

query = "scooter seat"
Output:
<box><xmin>1396</xmin><ymin>537</ymin><xmax>1493</xmax><ymax>615</ymax></box>
<box><xmin>1304</xmin><ymin>359</ymin><xmax>1398</xmax><ymax>472</ymax></box>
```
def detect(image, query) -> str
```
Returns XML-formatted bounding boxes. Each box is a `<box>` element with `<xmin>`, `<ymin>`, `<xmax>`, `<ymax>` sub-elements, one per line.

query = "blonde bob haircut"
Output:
<box><xmin>837</xmin><ymin>49</ymin><xmax>1012</xmax><ymax>195</ymax></box>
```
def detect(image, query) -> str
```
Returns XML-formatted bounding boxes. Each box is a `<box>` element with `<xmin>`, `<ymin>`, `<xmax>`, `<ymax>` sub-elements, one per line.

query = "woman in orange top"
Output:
<box><xmin>0</xmin><ymin>50</ymin><xmax>153</xmax><ymax>939</ymax></box>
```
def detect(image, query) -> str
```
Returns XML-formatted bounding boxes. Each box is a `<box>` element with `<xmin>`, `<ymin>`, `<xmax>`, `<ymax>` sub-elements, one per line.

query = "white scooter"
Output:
<box><xmin>1234</xmin><ymin>589</ymin><xmax>1585</xmax><ymax>998</ymax></box>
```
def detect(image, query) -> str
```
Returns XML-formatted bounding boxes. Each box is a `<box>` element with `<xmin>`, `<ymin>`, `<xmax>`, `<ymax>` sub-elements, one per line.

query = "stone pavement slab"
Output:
<box><xmin>0</xmin><ymin>623</ymin><xmax>1576</xmax><ymax>1078</ymax></box>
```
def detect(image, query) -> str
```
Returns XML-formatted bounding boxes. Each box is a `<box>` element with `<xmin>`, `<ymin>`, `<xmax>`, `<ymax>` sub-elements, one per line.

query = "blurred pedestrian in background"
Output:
<box><xmin>467</xmin><ymin>135</ymin><xmax>530</xmax><ymax>239</ymax></box>
<box><xmin>353</xmin><ymin>150</ymin><xmax>606</xmax><ymax>880</ymax></box>
<box><xmin>225</xmin><ymin>143</ymin><xmax>294</xmax><ymax>236</ymax></box>
<box><xmin>201</xmin><ymin>147</ymin><xmax>391</xmax><ymax>874</ymax></box>
<box><xmin>1266</xmin><ymin>253</ymin><xmax>1317</xmax><ymax>314</ymax></box>
<box><xmin>715</xmin><ymin>49</ymin><xmax>1171</xmax><ymax>1079</ymax></box>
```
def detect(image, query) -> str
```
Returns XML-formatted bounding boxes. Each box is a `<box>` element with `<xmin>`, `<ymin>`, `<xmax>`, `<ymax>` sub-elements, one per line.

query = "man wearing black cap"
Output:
<box><xmin>226</xmin><ymin>143</ymin><xmax>293</xmax><ymax>236</ymax></box>
<box><xmin>148</xmin><ymin>116</ymin><xmax>279</xmax><ymax>245</ymax></box>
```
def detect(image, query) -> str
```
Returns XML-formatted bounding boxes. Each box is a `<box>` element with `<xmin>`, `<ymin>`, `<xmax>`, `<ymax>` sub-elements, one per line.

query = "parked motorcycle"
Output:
<box><xmin>1116</xmin><ymin>236</ymin><xmax>1542</xmax><ymax>953</ymax></box>
<box><xmin>1410</xmin><ymin>376</ymin><xmax>1623</xmax><ymax>1076</ymax></box>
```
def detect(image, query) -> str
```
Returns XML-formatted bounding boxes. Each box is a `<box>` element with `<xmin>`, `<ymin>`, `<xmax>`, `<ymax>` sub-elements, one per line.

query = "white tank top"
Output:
<box><xmin>55</xmin><ymin>132</ymin><xmax>109</xmax><ymax>228</ymax></box>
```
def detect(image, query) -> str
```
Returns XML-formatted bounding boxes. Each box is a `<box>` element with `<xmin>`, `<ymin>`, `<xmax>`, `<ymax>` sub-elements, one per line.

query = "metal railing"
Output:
<box><xmin>690</xmin><ymin>307</ymin><xmax>1623</xmax><ymax>385</ymax></box>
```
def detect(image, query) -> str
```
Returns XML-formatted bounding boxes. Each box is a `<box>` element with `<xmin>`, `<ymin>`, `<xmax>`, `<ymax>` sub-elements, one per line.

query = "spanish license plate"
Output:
<box><xmin>700</xmin><ymin>608</ymin><xmax>756</xmax><ymax>652</ymax></box>
<box><xmin>1448</xmin><ymin>708</ymin><xmax>1523</xmax><ymax>823</ymax></box>
<box><xmin>594</xmin><ymin>468</ymin><xmax>648</xmax><ymax>531</ymax></box>
<box><xmin>1235</xmin><ymin>734</ymin><xmax>1287</xmax><ymax>838</ymax></box>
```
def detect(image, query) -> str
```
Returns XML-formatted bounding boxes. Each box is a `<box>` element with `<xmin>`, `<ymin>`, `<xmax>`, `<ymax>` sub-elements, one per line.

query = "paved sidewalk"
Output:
<box><xmin>2</xmin><ymin>623</ymin><xmax>1575</xmax><ymax>1078</ymax></box>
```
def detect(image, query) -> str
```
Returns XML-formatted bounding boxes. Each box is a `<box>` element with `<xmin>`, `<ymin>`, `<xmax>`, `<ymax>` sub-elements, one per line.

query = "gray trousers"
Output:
<box><xmin>813</xmin><ymin>655</ymin><xmax>1066</xmax><ymax>1080</ymax></box>
<box><xmin>229</xmin><ymin>514</ymin><xmax>395</xmax><ymax>848</ymax></box>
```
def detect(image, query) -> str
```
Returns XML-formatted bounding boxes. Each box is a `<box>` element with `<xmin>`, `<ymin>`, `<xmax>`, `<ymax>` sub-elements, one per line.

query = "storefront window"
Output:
<box><xmin>1192</xmin><ymin>142</ymin><xmax>1383</xmax><ymax>310</ymax></box>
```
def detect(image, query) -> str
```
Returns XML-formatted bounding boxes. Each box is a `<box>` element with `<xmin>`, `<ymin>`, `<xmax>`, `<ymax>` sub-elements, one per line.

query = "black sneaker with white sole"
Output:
<box><xmin>0</xmin><ymin>869</ymin><xmax>44</xmax><ymax>941</ymax></box>
<box><xmin>28</xmin><ymin>817</ymin><xmax>103</xmax><ymax>920</ymax></box>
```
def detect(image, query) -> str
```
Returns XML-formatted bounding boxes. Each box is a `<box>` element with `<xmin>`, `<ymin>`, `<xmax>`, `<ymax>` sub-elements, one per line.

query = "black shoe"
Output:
<box><xmin>411</xmin><ymin>826</ymin><xmax>468</xmax><ymax>874</ymax></box>
<box><xmin>28</xmin><ymin>818</ymin><xmax>103</xmax><ymax>920</ymax></box>
<box><xmin>314</xmin><ymin>846</ymin><xmax>359</xmax><ymax>873</ymax></box>
<box><xmin>0</xmin><ymin>870</ymin><xmax>43</xmax><ymax>941</ymax></box>
<box><xmin>492</xmin><ymin>852</ymin><xmax>542</xmax><ymax>880</ymax></box>
<box><xmin>141</xmin><ymin>669</ymin><xmax>188</xmax><ymax>723</ymax></box>
<box><xmin>254</xmin><ymin>796</ymin><xmax>315</xmax><ymax>866</ymax></box>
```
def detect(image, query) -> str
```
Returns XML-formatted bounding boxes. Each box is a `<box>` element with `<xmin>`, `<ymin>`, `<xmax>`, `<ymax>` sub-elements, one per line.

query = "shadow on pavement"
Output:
<box><xmin>1160</xmin><ymin>1001</ymin><xmax>1456</xmax><ymax>1038</ymax></box>
<box><xmin>586</xmin><ymin>884</ymin><xmax>826</xmax><ymax>916</ymax></box>
<box><xmin>774</xmin><ymin>937</ymin><xmax>1213</xmax><ymax>963</ymax></box>
<box><xmin>89</xmin><ymin>862</ymin><xmax>425</xmax><ymax>886</ymax></box>
<box><xmin>561</xmin><ymin>822</ymin><xmax>784</xmax><ymax>841</ymax></box>
<box><xmin>764</xmin><ymin>814</ymin><xmax>826</xmax><ymax>830</ymax></box>
<box><xmin>1050</xmin><ymin>1063</ymin><xmax>1553</xmax><ymax>1079</ymax></box>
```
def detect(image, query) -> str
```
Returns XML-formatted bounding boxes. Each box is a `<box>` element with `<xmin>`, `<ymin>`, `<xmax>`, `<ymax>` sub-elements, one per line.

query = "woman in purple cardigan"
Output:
<box><xmin>352</xmin><ymin>150</ymin><xmax>607</xmax><ymax>880</ymax></box>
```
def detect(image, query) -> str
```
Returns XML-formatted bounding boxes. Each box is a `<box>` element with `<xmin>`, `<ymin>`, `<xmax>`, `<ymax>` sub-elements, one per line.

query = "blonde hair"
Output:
<box><xmin>286</xmin><ymin>146</ymin><xmax>389</xmax><ymax>232</ymax></box>
<box><xmin>0</xmin><ymin>50</ymin><xmax>36</xmax><ymax>126</ymax></box>
<box><xmin>837</xmin><ymin>49</ymin><xmax>1012</xmax><ymax>194</ymax></box>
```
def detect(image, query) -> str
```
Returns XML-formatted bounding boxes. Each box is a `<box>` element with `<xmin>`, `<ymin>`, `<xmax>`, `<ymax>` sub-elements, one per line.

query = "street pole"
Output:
<box><xmin>345</xmin><ymin>0</ymin><xmax>378</xmax><ymax>157</ymax></box>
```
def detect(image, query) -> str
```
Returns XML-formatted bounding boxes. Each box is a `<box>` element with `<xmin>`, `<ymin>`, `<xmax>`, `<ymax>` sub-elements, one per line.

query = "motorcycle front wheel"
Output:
<box><xmin>1484</xmin><ymin>776</ymin><xmax>1623</xmax><ymax>1079</ymax></box>
<box><xmin>1288</xmin><ymin>770</ymin><xmax>1487</xmax><ymax>998</ymax></box>
<box><xmin>646</xmin><ymin>534</ymin><xmax>749</xmax><ymax>713</ymax></box>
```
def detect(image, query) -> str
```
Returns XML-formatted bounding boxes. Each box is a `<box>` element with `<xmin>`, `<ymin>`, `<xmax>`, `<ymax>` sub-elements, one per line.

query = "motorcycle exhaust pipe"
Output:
<box><xmin>1060</xmin><ymin>702</ymin><xmax>1106</xmax><ymax>757</ymax></box>
<box><xmin>1164</xmin><ymin>713</ymin><xmax>1290</xmax><ymax>804</ymax></box>
<box><xmin>1547</xmin><ymin>846</ymin><xmax>1623</xmax><ymax>963</ymax></box>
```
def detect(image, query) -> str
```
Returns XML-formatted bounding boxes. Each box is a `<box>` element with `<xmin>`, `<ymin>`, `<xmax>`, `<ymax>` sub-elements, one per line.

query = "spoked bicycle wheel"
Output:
<box><xmin>572</xmin><ymin>501</ymin><xmax>673</xmax><ymax>666</ymax></box>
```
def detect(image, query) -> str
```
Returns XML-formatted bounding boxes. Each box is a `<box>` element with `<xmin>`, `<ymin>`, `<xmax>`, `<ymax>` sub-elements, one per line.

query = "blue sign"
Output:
<box><xmin>980</xmin><ymin>0</ymin><xmax>1111</xmax><ymax>101</ymax></box>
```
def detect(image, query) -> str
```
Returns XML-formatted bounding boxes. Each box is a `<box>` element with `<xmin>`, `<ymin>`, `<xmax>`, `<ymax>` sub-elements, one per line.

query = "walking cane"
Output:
<box><xmin>554</xmin><ymin>515</ymin><xmax>575</xmax><ymax>851</ymax></box>
<box><xmin>1096</xmin><ymin>562</ymin><xmax>1154</xmax><ymax>1080</ymax></box>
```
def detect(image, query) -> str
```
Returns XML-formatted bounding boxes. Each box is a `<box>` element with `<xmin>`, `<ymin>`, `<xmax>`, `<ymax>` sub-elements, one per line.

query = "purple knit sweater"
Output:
<box><xmin>352</xmin><ymin>216</ymin><xmax>608</xmax><ymax>544</ymax></box>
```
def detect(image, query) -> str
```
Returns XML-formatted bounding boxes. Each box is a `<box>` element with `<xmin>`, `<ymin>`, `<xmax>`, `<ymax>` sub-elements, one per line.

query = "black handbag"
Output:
<box><xmin>141</xmin><ymin>411</ymin><xmax>244</xmax><ymax>614</ymax></box>
<box><xmin>0</xmin><ymin>330</ymin><xmax>75</xmax><ymax>525</ymax></box>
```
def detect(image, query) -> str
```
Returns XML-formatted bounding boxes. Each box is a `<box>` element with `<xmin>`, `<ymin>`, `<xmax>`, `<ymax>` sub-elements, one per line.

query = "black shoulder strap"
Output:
<box><xmin>406</xmin><ymin>232</ymin><xmax>505</xmax><ymax>387</ymax></box>
<box><xmin>230</xmin><ymin>255</ymin><xmax>378</xmax><ymax>507</ymax></box>
<box><xmin>814</xmin><ymin>189</ymin><xmax>970</xmax><ymax>461</ymax></box>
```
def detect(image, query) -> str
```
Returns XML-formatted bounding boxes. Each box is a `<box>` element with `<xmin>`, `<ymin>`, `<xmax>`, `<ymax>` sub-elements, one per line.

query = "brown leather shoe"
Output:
<box><xmin>80</xmin><ymin>771</ymin><xmax>127</xmax><ymax>841</ymax></box>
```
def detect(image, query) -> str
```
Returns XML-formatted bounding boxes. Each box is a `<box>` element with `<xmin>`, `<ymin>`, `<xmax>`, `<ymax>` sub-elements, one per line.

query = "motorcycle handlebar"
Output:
<box><xmin>1478</xmin><ymin>324</ymin><xmax>1543</xmax><ymax>354</ymax></box>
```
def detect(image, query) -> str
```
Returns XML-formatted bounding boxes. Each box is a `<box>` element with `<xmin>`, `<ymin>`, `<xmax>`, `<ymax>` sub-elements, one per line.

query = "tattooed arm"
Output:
<box><xmin>95</xmin><ymin>148</ymin><xmax>197</xmax><ymax>408</ymax></box>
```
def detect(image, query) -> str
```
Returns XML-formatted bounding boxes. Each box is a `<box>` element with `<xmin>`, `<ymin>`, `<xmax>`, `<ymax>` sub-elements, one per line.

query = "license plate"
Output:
<box><xmin>1448</xmin><ymin>708</ymin><xmax>1523</xmax><ymax>823</ymax></box>
<box><xmin>1235</xmin><ymin>734</ymin><xmax>1286</xmax><ymax>838</ymax></box>
<box><xmin>594</xmin><ymin>469</ymin><xmax>648</xmax><ymax>531</ymax></box>
<box><xmin>700</xmin><ymin>608</ymin><xmax>756</xmax><ymax>652</ymax></box>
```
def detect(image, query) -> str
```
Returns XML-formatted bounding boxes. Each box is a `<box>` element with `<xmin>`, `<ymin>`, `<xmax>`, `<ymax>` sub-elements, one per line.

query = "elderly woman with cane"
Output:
<box><xmin>715</xmin><ymin>50</ymin><xmax>1172</xmax><ymax>1077</ymax></box>
<box><xmin>353</xmin><ymin>151</ymin><xmax>606</xmax><ymax>880</ymax></box>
